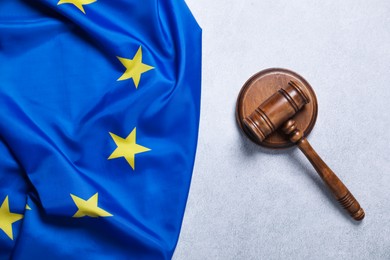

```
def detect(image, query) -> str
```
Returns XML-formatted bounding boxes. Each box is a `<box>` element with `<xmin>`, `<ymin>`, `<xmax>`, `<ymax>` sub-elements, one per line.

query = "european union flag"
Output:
<box><xmin>0</xmin><ymin>0</ymin><xmax>201</xmax><ymax>259</ymax></box>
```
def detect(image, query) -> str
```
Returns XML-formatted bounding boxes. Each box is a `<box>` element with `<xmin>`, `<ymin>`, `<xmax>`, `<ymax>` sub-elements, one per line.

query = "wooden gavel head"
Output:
<box><xmin>243</xmin><ymin>81</ymin><xmax>310</xmax><ymax>142</ymax></box>
<box><xmin>236</xmin><ymin>68</ymin><xmax>365</xmax><ymax>221</ymax></box>
<box><xmin>236</xmin><ymin>68</ymin><xmax>318</xmax><ymax>149</ymax></box>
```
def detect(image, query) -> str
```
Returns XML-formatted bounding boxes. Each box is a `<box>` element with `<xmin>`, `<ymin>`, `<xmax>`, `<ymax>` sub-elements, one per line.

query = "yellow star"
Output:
<box><xmin>70</xmin><ymin>193</ymin><xmax>112</xmax><ymax>218</ymax></box>
<box><xmin>0</xmin><ymin>196</ymin><xmax>23</xmax><ymax>240</ymax></box>
<box><xmin>108</xmin><ymin>127</ymin><xmax>151</xmax><ymax>170</ymax></box>
<box><xmin>117</xmin><ymin>46</ymin><xmax>154</xmax><ymax>88</ymax></box>
<box><xmin>57</xmin><ymin>0</ymin><xmax>97</xmax><ymax>14</ymax></box>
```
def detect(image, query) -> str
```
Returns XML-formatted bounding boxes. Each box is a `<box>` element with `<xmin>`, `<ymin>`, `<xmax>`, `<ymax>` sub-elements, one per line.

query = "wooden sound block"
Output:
<box><xmin>236</xmin><ymin>68</ymin><xmax>318</xmax><ymax>149</ymax></box>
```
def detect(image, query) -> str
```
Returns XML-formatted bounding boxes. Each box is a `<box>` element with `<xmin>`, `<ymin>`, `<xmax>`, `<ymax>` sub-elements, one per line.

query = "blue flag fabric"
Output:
<box><xmin>0</xmin><ymin>0</ymin><xmax>201</xmax><ymax>259</ymax></box>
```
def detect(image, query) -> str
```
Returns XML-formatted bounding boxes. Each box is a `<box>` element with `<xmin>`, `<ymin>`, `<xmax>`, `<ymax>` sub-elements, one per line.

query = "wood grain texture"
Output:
<box><xmin>236</xmin><ymin>68</ymin><xmax>318</xmax><ymax>149</ymax></box>
<box><xmin>237</xmin><ymin>70</ymin><xmax>364</xmax><ymax>221</ymax></box>
<box><xmin>243</xmin><ymin>81</ymin><xmax>310</xmax><ymax>143</ymax></box>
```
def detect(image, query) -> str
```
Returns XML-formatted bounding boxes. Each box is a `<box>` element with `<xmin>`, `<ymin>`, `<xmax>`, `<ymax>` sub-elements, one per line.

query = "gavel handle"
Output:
<box><xmin>282</xmin><ymin>119</ymin><xmax>365</xmax><ymax>221</ymax></box>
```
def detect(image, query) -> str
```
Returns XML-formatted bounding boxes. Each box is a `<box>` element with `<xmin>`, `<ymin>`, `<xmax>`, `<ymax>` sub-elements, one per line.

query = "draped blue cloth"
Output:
<box><xmin>0</xmin><ymin>0</ymin><xmax>201</xmax><ymax>259</ymax></box>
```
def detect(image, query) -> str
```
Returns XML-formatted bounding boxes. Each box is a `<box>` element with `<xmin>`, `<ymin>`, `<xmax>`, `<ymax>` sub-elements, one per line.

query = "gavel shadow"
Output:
<box><xmin>237</xmin><ymin>125</ymin><xmax>361</xmax><ymax>225</ymax></box>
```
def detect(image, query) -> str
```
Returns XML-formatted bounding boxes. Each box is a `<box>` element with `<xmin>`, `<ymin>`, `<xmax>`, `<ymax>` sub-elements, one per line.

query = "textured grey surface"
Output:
<box><xmin>173</xmin><ymin>1</ymin><xmax>390</xmax><ymax>259</ymax></box>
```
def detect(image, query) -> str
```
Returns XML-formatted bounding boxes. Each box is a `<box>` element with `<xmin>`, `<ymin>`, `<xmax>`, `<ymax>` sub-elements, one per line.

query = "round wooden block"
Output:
<box><xmin>236</xmin><ymin>68</ymin><xmax>318</xmax><ymax>149</ymax></box>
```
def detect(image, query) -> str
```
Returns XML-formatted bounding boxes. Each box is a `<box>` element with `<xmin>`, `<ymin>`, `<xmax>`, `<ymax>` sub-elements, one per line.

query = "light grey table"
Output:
<box><xmin>173</xmin><ymin>1</ymin><xmax>390</xmax><ymax>259</ymax></box>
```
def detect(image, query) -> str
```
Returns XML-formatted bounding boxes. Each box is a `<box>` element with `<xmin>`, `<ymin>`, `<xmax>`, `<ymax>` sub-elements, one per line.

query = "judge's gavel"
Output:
<box><xmin>242</xmin><ymin>80</ymin><xmax>365</xmax><ymax>221</ymax></box>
